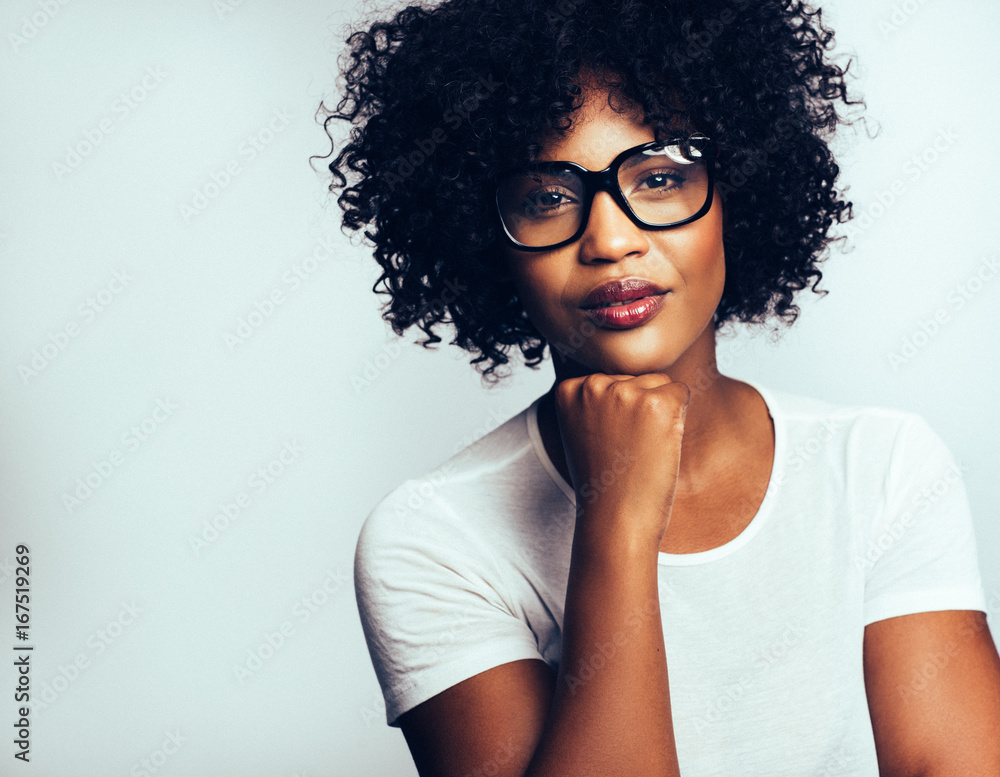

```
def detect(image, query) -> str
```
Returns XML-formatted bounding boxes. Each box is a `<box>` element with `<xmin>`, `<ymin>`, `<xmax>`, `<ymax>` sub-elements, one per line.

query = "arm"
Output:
<box><xmin>860</xmin><ymin>414</ymin><xmax>999</xmax><ymax>775</ymax></box>
<box><xmin>863</xmin><ymin>609</ymin><xmax>1000</xmax><ymax>777</ymax></box>
<box><xmin>525</xmin><ymin>519</ymin><xmax>677</xmax><ymax>776</ymax></box>
<box><xmin>398</xmin><ymin>522</ymin><xmax>678</xmax><ymax>777</ymax></box>
<box><xmin>399</xmin><ymin>374</ymin><xmax>687</xmax><ymax>777</ymax></box>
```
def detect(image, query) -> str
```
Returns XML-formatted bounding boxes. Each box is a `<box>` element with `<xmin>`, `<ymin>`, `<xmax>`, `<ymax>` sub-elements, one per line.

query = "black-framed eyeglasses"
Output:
<box><xmin>495</xmin><ymin>135</ymin><xmax>716</xmax><ymax>251</ymax></box>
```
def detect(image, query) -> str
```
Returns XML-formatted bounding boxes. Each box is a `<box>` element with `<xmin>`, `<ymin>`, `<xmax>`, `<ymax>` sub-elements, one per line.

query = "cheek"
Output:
<box><xmin>504</xmin><ymin>264</ymin><xmax>554</xmax><ymax>334</ymax></box>
<box><xmin>683</xmin><ymin>208</ymin><xmax>726</xmax><ymax>292</ymax></box>
<box><xmin>504</xmin><ymin>252</ymin><xmax>571</xmax><ymax>334</ymax></box>
<box><xmin>517</xmin><ymin>275</ymin><xmax>564</xmax><ymax>336</ymax></box>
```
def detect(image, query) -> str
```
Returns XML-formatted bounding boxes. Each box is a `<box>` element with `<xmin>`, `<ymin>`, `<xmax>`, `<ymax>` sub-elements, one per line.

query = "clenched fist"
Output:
<box><xmin>553</xmin><ymin>372</ymin><xmax>690</xmax><ymax>549</ymax></box>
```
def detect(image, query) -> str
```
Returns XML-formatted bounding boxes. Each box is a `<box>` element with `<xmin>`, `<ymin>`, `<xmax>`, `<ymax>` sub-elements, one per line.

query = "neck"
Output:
<box><xmin>540</xmin><ymin>324</ymin><xmax>747</xmax><ymax>492</ymax></box>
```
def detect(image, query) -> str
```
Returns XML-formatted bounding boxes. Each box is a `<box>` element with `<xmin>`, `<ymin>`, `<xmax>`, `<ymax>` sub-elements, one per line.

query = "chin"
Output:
<box><xmin>562</xmin><ymin>349</ymin><xmax>675</xmax><ymax>378</ymax></box>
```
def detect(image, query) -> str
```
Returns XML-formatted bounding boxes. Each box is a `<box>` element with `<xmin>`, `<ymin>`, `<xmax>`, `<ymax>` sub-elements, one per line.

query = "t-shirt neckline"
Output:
<box><xmin>525</xmin><ymin>376</ymin><xmax>784</xmax><ymax>566</ymax></box>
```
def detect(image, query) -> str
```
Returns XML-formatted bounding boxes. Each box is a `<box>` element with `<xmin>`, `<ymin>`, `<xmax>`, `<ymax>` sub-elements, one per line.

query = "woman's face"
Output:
<box><xmin>501</xmin><ymin>82</ymin><xmax>726</xmax><ymax>378</ymax></box>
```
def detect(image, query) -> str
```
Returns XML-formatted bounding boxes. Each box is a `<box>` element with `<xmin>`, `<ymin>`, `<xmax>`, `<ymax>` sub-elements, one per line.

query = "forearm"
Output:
<box><xmin>524</xmin><ymin>515</ymin><xmax>679</xmax><ymax>777</ymax></box>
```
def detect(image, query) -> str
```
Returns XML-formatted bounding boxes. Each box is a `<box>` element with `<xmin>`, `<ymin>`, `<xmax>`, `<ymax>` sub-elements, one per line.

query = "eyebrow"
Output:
<box><xmin>533</xmin><ymin>146</ymin><xmax>644</xmax><ymax>173</ymax></box>
<box><xmin>620</xmin><ymin>153</ymin><xmax>648</xmax><ymax>173</ymax></box>
<box><xmin>537</xmin><ymin>142</ymin><xmax>680</xmax><ymax>174</ymax></box>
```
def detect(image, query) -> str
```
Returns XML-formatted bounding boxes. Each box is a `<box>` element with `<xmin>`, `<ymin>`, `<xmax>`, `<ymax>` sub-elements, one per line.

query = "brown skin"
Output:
<box><xmin>396</xmin><ymin>73</ymin><xmax>1000</xmax><ymax>776</ymax></box>
<box><xmin>498</xmin><ymin>74</ymin><xmax>775</xmax><ymax>553</ymax></box>
<box><xmin>400</xmin><ymin>73</ymin><xmax>760</xmax><ymax>777</ymax></box>
<box><xmin>534</xmin><ymin>367</ymin><xmax>774</xmax><ymax>555</ymax></box>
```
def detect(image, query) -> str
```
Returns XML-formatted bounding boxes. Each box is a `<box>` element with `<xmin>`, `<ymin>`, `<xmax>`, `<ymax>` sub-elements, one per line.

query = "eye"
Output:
<box><xmin>637</xmin><ymin>169</ymin><xmax>687</xmax><ymax>191</ymax></box>
<box><xmin>522</xmin><ymin>187</ymin><xmax>579</xmax><ymax>217</ymax></box>
<box><xmin>623</xmin><ymin>167</ymin><xmax>690</xmax><ymax>200</ymax></box>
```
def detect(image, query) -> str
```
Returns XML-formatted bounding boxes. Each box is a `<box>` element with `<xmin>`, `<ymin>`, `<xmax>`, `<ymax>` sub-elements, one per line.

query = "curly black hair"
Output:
<box><xmin>315</xmin><ymin>0</ymin><xmax>864</xmax><ymax>385</ymax></box>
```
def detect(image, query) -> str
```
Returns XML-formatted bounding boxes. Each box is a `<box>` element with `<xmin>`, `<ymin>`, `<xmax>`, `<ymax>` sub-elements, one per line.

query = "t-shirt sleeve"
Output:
<box><xmin>354</xmin><ymin>483</ymin><xmax>546</xmax><ymax>727</ymax></box>
<box><xmin>862</xmin><ymin>413</ymin><xmax>988</xmax><ymax>626</ymax></box>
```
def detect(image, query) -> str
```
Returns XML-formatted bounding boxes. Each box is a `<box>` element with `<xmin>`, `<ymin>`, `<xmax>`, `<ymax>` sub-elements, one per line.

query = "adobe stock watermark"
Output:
<box><xmin>18</xmin><ymin>269</ymin><xmax>134</xmax><ymax>384</ymax></box>
<box><xmin>128</xmin><ymin>730</ymin><xmax>186</xmax><ymax>777</ymax></box>
<box><xmin>459</xmin><ymin>737</ymin><xmax>519</xmax><ymax>777</ymax></box>
<box><xmin>845</xmin><ymin>126</ymin><xmax>959</xmax><ymax>240</ymax></box>
<box><xmin>714</xmin><ymin>117</ymin><xmax>798</xmax><ymax>197</ymax></box>
<box><xmin>385</xmin><ymin>75</ymin><xmax>501</xmax><ymax>193</ymax></box>
<box><xmin>30</xmin><ymin>601</ymin><xmax>142</xmax><ymax>713</ymax></box>
<box><xmin>0</xmin><ymin>557</ymin><xmax>16</xmax><ymax>585</ymax></box>
<box><xmin>893</xmin><ymin>609</ymin><xmax>991</xmax><ymax>700</ymax></box>
<box><xmin>350</xmin><ymin>338</ymin><xmax>404</xmax><ymax>394</ymax></box>
<box><xmin>188</xmin><ymin>441</ymin><xmax>305</xmax><ymax>555</ymax></box>
<box><xmin>549</xmin><ymin>316</ymin><xmax>601</xmax><ymax>364</ymax></box>
<box><xmin>232</xmin><ymin>567</ymin><xmax>349</xmax><ymax>684</ymax></box>
<box><xmin>7</xmin><ymin>0</ymin><xmax>73</xmax><ymax>53</ymax></box>
<box><xmin>180</xmin><ymin>108</ymin><xmax>293</xmax><ymax>222</ymax></box>
<box><xmin>61</xmin><ymin>398</ymin><xmax>179</xmax><ymax>514</ymax></box>
<box><xmin>214</xmin><ymin>0</ymin><xmax>246</xmax><ymax>20</ymax></box>
<box><xmin>350</xmin><ymin>276</ymin><xmax>468</xmax><ymax>391</ymax></box>
<box><xmin>714</xmin><ymin>493</ymin><xmax>762</xmax><ymax>537</ymax></box>
<box><xmin>879</xmin><ymin>0</ymin><xmax>933</xmax><ymax>39</ymax></box>
<box><xmin>358</xmin><ymin>675</ymin><xmax>419</xmax><ymax>728</ymax></box>
<box><xmin>52</xmin><ymin>66</ymin><xmax>168</xmax><ymax>181</ymax></box>
<box><xmin>668</xmin><ymin>0</ymin><xmax>752</xmax><ymax>67</ymax></box>
<box><xmin>691</xmin><ymin>619</ymin><xmax>807</xmax><ymax>737</ymax></box>
<box><xmin>988</xmin><ymin>586</ymin><xmax>1000</xmax><ymax>621</ymax></box>
<box><xmin>390</xmin><ymin>406</ymin><xmax>512</xmax><ymax>518</ymax></box>
<box><xmin>449</xmin><ymin>407</ymin><xmax>510</xmax><ymax>454</ymax></box>
<box><xmin>358</xmin><ymin>690</ymin><xmax>389</xmax><ymax>729</ymax></box>
<box><xmin>551</xmin><ymin>311</ymin><xmax>754</xmax><ymax>373</ymax></box>
<box><xmin>563</xmin><ymin>598</ymin><xmax>660</xmax><ymax>695</ymax></box>
<box><xmin>416</xmin><ymin>602</ymin><xmax>483</xmax><ymax>668</ymax></box>
<box><xmin>816</xmin><ymin>745</ymin><xmax>858</xmax><ymax>777</ymax></box>
<box><xmin>855</xmin><ymin>458</ymin><xmax>967</xmax><ymax>573</ymax></box>
<box><xmin>886</xmin><ymin>253</ymin><xmax>999</xmax><ymax>372</ymax></box>
<box><xmin>575</xmin><ymin>449</ymin><xmax>640</xmax><ymax>511</ymax></box>
<box><xmin>392</xmin><ymin>459</ymin><xmax>460</xmax><ymax>517</ymax></box>
<box><xmin>543</xmin><ymin>0</ymin><xmax>585</xmax><ymax>25</ymax></box>
<box><xmin>223</xmin><ymin>234</ymin><xmax>346</xmax><ymax>350</ymax></box>
<box><xmin>786</xmin><ymin>417</ymin><xmax>841</xmax><ymax>473</ymax></box>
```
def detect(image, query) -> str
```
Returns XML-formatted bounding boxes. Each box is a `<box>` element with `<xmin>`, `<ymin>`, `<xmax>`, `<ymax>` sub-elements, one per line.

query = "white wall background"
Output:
<box><xmin>0</xmin><ymin>0</ymin><xmax>997</xmax><ymax>775</ymax></box>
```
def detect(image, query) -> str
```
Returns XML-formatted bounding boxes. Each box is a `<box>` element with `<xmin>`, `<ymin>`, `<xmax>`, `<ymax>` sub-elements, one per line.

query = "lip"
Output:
<box><xmin>582</xmin><ymin>293</ymin><xmax>669</xmax><ymax>329</ymax></box>
<box><xmin>579</xmin><ymin>277</ymin><xmax>669</xmax><ymax>310</ymax></box>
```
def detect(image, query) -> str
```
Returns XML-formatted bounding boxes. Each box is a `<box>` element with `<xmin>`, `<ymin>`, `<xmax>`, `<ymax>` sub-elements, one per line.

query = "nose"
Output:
<box><xmin>577</xmin><ymin>188</ymin><xmax>650</xmax><ymax>262</ymax></box>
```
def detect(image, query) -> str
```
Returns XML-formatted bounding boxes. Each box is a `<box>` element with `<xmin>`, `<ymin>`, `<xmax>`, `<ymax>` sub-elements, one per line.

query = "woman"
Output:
<box><xmin>319</xmin><ymin>0</ymin><xmax>1000</xmax><ymax>774</ymax></box>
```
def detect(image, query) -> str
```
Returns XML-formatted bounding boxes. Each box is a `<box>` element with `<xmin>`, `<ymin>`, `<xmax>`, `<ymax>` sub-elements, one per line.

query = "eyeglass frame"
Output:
<box><xmin>494</xmin><ymin>134</ymin><xmax>717</xmax><ymax>252</ymax></box>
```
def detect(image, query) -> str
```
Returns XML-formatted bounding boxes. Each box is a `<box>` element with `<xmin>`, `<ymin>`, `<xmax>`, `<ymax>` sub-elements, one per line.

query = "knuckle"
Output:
<box><xmin>581</xmin><ymin>374</ymin><xmax>605</xmax><ymax>397</ymax></box>
<box><xmin>638</xmin><ymin>390</ymin><xmax>663</xmax><ymax>414</ymax></box>
<box><xmin>605</xmin><ymin>379</ymin><xmax>634</xmax><ymax>406</ymax></box>
<box><xmin>650</xmin><ymin>385</ymin><xmax>688</xmax><ymax>425</ymax></box>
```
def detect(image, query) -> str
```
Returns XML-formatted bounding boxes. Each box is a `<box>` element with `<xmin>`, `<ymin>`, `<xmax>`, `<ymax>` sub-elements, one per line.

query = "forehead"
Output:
<box><xmin>534</xmin><ymin>81</ymin><xmax>691</xmax><ymax>170</ymax></box>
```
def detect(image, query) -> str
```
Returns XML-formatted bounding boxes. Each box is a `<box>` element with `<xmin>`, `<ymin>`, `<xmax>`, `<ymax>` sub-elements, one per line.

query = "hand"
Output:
<box><xmin>553</xmin><ymin>372</ymin><xmax>690</xmax><ymax>548</ymax></box>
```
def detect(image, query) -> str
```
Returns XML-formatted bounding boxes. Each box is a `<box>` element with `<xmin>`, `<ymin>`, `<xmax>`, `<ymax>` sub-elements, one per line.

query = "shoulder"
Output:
<box><xmin>351</xmin><ymin>404</ymin><xmax>556</xmax><ymax>729</ymax></box>
<box><xmin>749</xmin><ymin>378</ymin><xmax>947</xmax><ymax>463</ymax></box>
<box><xmin>742</xmin><ymin>380</ymin><xmax>963</xmax><ymax>505</ymax></box>
<box><xmin>354</xmin><ymin>401</ymin><xmax>537</xmax><ymax>583</ymax></box>
<box><xmin>754</xmin><ymin>378</ymin><xmax>920</xmax><ymax>434</ymax></box>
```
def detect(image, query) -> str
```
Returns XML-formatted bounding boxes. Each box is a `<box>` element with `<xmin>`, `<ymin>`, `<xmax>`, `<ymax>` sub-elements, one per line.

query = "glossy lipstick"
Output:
<box><xmin>579</xmin><ymin>277</ymin><xmax>669</xmax><ymax>330</ymax></box>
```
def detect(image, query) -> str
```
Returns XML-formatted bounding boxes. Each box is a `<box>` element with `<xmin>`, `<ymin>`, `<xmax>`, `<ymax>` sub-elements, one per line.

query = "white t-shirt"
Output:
<box><xmin>353</xmin><ymin>378</ymin><xmax>988</xmax><ymax>775</ymax></box>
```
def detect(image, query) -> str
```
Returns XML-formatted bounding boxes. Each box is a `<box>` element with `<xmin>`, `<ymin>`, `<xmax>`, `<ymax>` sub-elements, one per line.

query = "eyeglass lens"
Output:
<box><xmin>497</xmin><ymin>141</ymin><xmax>709</xmax><ymax>248</ymax></box>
